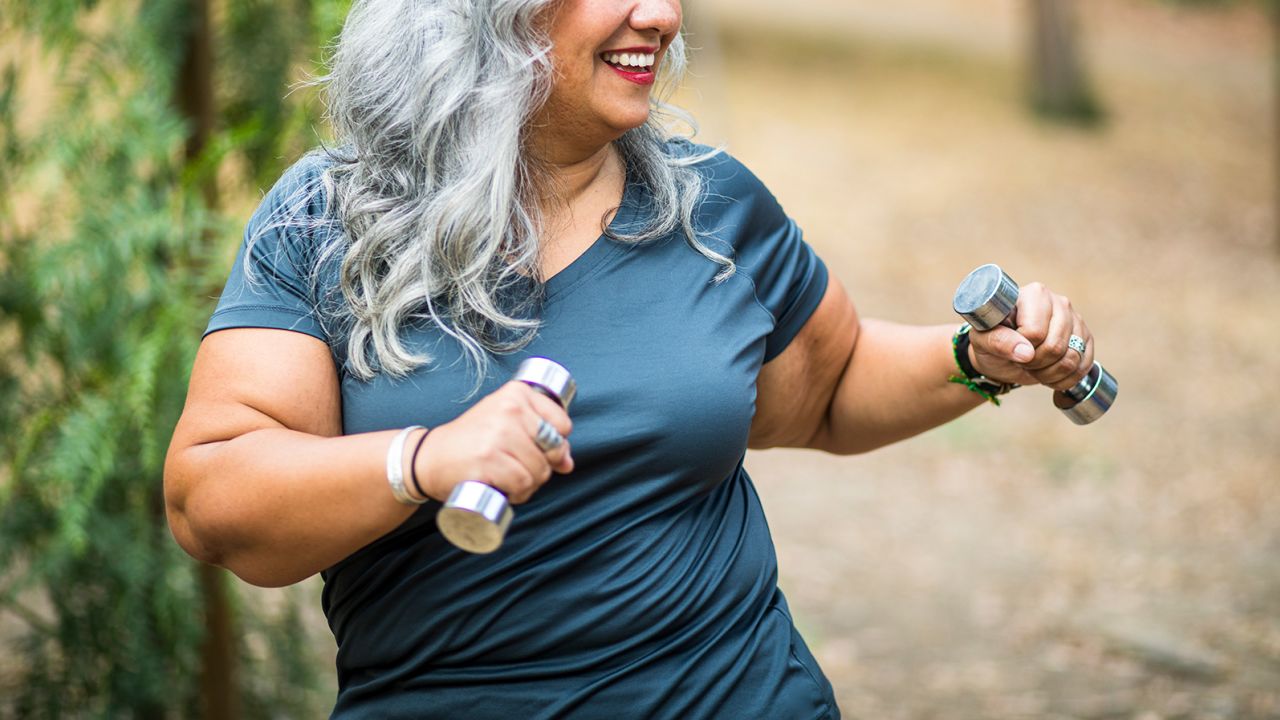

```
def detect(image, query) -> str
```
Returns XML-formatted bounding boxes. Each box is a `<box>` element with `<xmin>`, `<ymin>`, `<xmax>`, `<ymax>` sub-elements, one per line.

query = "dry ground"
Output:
<box><xmin>674</xmin><ymin>1</ymin><xmax>1279</xmax><ymax>718</ymax></box>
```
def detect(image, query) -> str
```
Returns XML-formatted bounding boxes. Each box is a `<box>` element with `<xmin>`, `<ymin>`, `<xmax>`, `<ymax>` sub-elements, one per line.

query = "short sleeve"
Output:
<box><xmin>695</xmin><ymin>149</ymin><xmax>829</xmax><ymax>363</ymax></box>
<box><xmin>204</xmin><ymin>156</ymin><xmax>332</xmax><ymax>342</ymax></box>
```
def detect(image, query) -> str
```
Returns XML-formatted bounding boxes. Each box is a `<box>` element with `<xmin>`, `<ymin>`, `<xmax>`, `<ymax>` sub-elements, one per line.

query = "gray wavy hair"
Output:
<box><xmin>305</xmin><ymin>0</ymin><xmax>731</xmax><ymax>380</ymax></box>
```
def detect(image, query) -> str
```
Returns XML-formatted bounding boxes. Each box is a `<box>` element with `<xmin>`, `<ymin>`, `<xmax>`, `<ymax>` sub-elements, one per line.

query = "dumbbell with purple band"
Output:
<box><xmin>953</xmin><ymin>264</ymin><xmax>1117</xmax><ymax>425</ymax></box>
<box><xmin>436</xmin><ymin>357</ymin><xmax>578</xmax><ymax>554</ymax></box>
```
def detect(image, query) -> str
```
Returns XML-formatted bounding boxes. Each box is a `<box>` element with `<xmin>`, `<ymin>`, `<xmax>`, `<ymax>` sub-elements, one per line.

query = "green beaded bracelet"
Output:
<box><xmin>948</xmin><ymin>323</ymin><xmax>1017</xmax><ymax>405</ymax></box>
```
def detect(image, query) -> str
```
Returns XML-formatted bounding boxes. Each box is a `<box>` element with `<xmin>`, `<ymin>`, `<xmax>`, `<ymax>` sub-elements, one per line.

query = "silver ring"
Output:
<box><xmin>1068</xmin><ymin>334</ymin><xmax>1087</xmax><ymax>356</ymax></box>
<box><xmin>533</xmin><ymin>418</ymin><xmax>563</xmax><ymax>451</ymax></box>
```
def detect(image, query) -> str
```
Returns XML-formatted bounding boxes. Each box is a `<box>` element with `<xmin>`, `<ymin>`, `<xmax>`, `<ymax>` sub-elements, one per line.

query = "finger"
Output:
<box><xmin>1058</xmin><ymin>319</ymin><xmax>1096</xmax><ymax>391</ymax></box>
<box><xmin>1026</xmin><ymin>294</ymin><xmax>1073</xmax><ymax>371</ymax></box>
<box><xmin>1013</xmin><ymin>282</ymin><xmax>1053</xmax><ymax>349</ymax></box>
<box><xmin>1039</xmin><ymin>313</ymin><xmax>1094</xmax><ymax>391</ymax></box>
<box><xmin>505</xmin><ymin>413</ymin><xmax>556</xmax><ymax>477</ymax></box>
<box><xmin>522</xmin><ymin>386</ymin><xmax>573</xmax><ymax>437</ymax></box>
<box><xmin>486</xmin><ymin>453</ymin><xmax>539</xmax><ymax>505</ymax></box>
<box><xmin>971</xmin><ymin>325</ymin><xmax>1035</xmax><ymax>364</ymax></box>
<box><xmin>524</xmin><ymin>412</ymin><xmax>574</xmax><ymax>473</ymax></box>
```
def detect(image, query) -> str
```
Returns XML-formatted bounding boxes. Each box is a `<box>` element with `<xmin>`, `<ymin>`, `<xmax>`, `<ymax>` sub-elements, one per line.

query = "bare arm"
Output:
<box><xmin>749</xmin><ymin>277</ymin><xmax>1092</xmax><ymax>454</ymax></box>
<box><xmin>164</xmin><ymin>328</ymin><xmax>572</xmax><ymax>587</ymax></box>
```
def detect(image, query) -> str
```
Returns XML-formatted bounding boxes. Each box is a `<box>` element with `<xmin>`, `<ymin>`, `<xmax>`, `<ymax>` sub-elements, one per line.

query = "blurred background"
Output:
<box><xmin>0</xmin><ymin>0</ymin><xmax>1276</xmax><ymax>717</ymax></box>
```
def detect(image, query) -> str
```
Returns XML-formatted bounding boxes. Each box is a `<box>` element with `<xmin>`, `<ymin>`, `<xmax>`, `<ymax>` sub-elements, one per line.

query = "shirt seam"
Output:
<box><xmin>211</xmin><ymin>303</ymin><xmax>315</xmax><ymax>319</ymax></box>
<box><xmin>735</xmin><ymin>265</ymin><xmax>781</xmax><ymax>335</ymax></box>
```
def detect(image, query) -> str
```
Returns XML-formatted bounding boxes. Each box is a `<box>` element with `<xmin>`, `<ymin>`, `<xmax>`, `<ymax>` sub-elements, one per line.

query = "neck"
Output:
<box><xmin>534</xmin><ymin>140</ymin><xmax>619</xmax><ymax>209</ymax></box>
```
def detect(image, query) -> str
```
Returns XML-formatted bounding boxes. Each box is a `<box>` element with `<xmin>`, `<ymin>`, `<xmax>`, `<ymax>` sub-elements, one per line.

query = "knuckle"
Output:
<box><xmin>480</xmin><ymin>447</ymin><xmax>503</xmax><ymax>466</ymax></box>
<box><xmin>500</xmin><ymin>475</ymin><xmax>528</xmax><ymax>497</ymax></box>
<box><xmin>1058</xmin><ymin>372</ymin><xmax>1085</xmax><ymax>391</ymax></box>
<box><xmin>1021</xmin><ymin>327</ymin><xmax>1047</xmax><ymax>345</ymax></box>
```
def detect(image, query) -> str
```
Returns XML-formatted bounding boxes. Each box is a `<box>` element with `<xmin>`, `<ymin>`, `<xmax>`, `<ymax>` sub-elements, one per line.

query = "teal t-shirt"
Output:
<box><xmin>207</xmin><ymin>142</ymin><xmax>837</xmax><ymax>719</ymax></box>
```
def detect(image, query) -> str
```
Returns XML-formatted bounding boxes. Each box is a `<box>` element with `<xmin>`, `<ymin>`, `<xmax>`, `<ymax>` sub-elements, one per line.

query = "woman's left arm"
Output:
<box><xmin>749</xmin><ymin>276</ymin><xmax>1094</xmax><ymax>454</ymax></box>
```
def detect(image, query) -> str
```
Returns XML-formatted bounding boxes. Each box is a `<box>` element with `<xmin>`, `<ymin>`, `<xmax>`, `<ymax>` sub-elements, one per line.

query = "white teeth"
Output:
<box><xmin>603</xmin><ymin>52</ymin><xmax>656</xmax><ymax>70</ymax></box>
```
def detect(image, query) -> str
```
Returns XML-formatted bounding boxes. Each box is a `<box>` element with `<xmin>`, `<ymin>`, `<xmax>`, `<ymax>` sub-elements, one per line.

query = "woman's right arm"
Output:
<box><xmin>163</xmin><ymin>327</ymin><xmax>572</xmax><ymax>588</ymax></box>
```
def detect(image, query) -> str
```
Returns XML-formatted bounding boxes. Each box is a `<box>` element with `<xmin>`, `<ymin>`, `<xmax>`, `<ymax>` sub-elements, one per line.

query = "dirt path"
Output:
<box><xmin>674</xmin><ymin>2</ymin><xmax>1279</xmax><ymax>717</ymax></box>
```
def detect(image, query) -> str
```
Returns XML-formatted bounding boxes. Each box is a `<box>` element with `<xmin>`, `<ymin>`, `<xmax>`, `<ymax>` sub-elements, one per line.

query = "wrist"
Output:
<box><xmin>949</xmin><ymin>323</ymin><xmax>1017</xmax><ymax>405</ymax></box>
<box><xmin>407</xmin><ymin>427</ymin><xmax>432</xmax><ymax>502</ymax></box>
<box><xmin>409</xmin><ymin>427</ymin><xmax>450</xmax><ymax>502</ymax></box>
<box><xmin>386</xmin><ymin>425</ymin><xmax>428</xmax><ymax>505</ymax></box>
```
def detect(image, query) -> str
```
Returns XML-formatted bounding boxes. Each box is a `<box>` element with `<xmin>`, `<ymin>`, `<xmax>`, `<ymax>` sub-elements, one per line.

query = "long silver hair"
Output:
<box><xmin>302</xmin><ymin>0</ymin><xmax>731</xmax><ymax>380</ymax></box>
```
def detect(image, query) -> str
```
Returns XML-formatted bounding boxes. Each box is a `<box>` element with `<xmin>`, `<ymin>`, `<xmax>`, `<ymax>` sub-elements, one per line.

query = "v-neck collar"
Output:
<box><xmin>542</xmin><ymin>173</ymin><xmax>640</xmax><ymax>303</ymax></box>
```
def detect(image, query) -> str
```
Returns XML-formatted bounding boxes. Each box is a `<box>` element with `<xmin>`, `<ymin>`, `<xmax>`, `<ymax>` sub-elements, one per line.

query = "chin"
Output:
<box><xmin>606</xmin><ymin>106</ymin><xmax>653</xmax><ymax>135</ymax></box>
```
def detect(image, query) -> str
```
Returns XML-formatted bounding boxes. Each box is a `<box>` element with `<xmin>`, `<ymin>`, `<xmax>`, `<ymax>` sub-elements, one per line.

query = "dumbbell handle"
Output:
<box><xmin>435</xmin><ymin>358</ymin><xmax>576</xmax><ymax>554</ymax></box>
<box><xmin>953</xmin><ymin>264</ymin><xmax>1117</xmax><ymax>425</ymax></box>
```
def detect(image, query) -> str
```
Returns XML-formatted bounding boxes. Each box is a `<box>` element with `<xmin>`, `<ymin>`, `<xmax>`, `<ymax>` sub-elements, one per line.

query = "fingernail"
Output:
<box><xmin>1013</xmin><ymin>343</ymin><xmax>1034</xmax><ymax>362</ymax></box>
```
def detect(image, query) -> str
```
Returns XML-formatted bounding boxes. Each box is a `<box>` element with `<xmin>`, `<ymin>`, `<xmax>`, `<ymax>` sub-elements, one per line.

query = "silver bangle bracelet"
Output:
<box><xmin>386</xmin><ymin>425</ymin><xmax>427</xmax><ymax>505</ymax></box>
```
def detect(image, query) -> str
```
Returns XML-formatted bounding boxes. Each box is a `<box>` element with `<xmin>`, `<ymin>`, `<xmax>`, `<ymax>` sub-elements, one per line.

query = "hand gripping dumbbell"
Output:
<box><xmin>435</xmin><ymin>357</ymin><xmax>577</xmax><ymax>554</ymax></box>
<box><xmin>952</xmin><ymin>264</ymin><xmax>1117</xmax><ymax>425</ymax></box>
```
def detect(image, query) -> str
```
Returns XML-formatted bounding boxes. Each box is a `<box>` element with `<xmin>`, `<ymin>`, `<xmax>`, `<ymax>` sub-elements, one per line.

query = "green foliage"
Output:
<box><xmin>0</xmin><ymin>0</ymin><xmax>346</xmax><ymax>715</ymax></box>
<box><xmin>221</xmin><ymin>0</ymin><xmax>348</xmax><ymax>186</ymax></box>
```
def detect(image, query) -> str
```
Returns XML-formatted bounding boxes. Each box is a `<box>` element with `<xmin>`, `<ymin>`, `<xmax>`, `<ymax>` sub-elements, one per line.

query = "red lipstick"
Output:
<box><xmin>599</xmin><ymin>46</ymin><xmax>659</xmax><ymax>86</ymax></box>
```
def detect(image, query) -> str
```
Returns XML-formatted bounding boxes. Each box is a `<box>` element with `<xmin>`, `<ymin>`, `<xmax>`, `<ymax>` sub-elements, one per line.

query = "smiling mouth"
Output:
<box><xmin>601</xmin><ymin>51</ymin><xmax>656</xmax><ymax>74</ymax></box>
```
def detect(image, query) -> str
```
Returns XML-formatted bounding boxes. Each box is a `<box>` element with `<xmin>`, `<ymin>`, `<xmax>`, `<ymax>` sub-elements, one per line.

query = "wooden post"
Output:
<box><xmin>1027</xmin><ymin>0</ymin><xmax>1102</xmax><ymax>124</ymax></box>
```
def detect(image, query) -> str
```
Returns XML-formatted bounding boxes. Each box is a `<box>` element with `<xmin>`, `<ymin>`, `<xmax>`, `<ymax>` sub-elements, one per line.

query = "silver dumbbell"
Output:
<box><xmin>435</xmin><ymin>357</ymin><xmax>577</xmax><ymax>554</ymax></box>
<box><xmin>953</xmin><ymin>264</ymin><xmax>1117</xmax><ymax>425</ymax></box>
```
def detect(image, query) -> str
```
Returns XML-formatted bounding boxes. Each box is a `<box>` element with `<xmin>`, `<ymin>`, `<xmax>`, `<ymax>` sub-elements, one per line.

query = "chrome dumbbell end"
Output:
<box><xmin>436</xmin><ymin>357</ymin><xmax>575</xmax><ymax>554</ymax></box>
<box><xmin>437</xmin><ymin>480</ymin><xmax>514</xmax><ymax>555</ymax></box>
<box><xmin>953</xmin><ymin>263</ymin><xmax>1019</xmax><ymax>332</ymax></box>
<box><xmin>516</xmin><ymin>357</ymin><xmax>577</xmax><ymax>410</ymax></box>
<box><xmin>953</xmin><ymin>263</ymin><xmax>1117</xmax><ymax>425</ymax></box>
<box><xmin>1054</xmin><ymin>361</ymin><xmax>1119</xmax><ymax>425</ymax></box>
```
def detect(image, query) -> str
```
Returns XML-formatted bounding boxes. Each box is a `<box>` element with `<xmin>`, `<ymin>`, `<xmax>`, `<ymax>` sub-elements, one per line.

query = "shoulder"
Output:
<box><xmin>662</xmin><ymin>139</ymin><xmax>774</xmax><ymax>202</ymax></box>
<box><xmin>241</xmin><ymin>151</ymin><xmax>345</xmax><ymax>276</ymax></box>
<box><xmin>248</xmin><ymin>151</ymin><xmax>337</xmax><ymax>232</ymax></box>
<box><xmin>659</xmin><ymin>140</ymin><xmax>792</xmax><ymax>255</ymax></box>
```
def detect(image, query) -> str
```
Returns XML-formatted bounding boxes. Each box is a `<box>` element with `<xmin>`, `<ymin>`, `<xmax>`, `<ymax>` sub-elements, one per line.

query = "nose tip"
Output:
<box><xmin>631</xmin><ymin>0</ymin><xmax>682</xmax><ymax>34</ymax></box>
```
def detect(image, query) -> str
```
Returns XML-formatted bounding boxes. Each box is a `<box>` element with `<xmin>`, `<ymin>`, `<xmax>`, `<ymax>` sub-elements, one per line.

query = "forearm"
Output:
<box><xmin>809</xmin><ymin>319</ymin><xmax>984</xmax><ymax>454</ymax></box>
<box><xmin>165</xmin><ymin>428</ymin><xmax>417</xmax><ymax>587</ymax></box>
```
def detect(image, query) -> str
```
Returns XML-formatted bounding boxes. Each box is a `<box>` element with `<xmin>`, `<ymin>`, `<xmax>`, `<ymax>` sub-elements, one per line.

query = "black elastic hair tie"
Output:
<box><xmin>409</xmin><ymin>429</ymin><xmax>431</xmax><ymax>501</ymax></box>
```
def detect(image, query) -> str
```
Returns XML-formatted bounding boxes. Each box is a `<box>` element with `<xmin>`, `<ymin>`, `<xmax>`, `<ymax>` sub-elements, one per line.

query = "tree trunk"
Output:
<box><xmin>196</xmin><ymin>564</ymin><xmax>238</xmax><ymax>720</ymax></box>
<box><xmin>177</xmin><ymin>1</ymin><xmax>237</xmax><ymax>718</ymax></box>
<box><xmin>178</xmin><ymin>0</ymin><xmax>219</xmax><ymax>207</ymax></box>
<box><xmin>1027</xmin><ymin>0</ymin><xmax>1102</xmax><ymax>123</ymax></box>
<box><xmin>1273</xmin><ymin>0</ymin><xmax>1279</xmax><ymax>253</ymax></box>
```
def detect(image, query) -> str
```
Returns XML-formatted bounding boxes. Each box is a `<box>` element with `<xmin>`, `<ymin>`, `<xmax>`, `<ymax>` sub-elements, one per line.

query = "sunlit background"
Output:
<box><xmin>1</xmin><ymin>1</ymin><xmax>1276</xmax><ymax>717</ymax></box>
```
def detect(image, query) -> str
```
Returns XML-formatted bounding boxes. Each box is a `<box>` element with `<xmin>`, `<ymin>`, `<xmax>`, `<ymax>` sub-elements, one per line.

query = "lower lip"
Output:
<box><xmin>605</xmin><ymin>63</ymin><xmax>656</xmax><ymax>86</ymax></box>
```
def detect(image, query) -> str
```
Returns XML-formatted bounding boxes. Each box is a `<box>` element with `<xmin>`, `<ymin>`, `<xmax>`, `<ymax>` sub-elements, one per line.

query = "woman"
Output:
<box><xmin>164</xmin><ymin>0</ymin><xmax>1095</xmax><ymax>717</ymax></box>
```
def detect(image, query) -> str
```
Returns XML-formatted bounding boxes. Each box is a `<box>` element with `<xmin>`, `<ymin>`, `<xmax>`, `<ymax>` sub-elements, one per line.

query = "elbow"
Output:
<box><xmin>163</xmin><ymin>448</ymin><xmax>229</xmax><ymax>568</ymax></box>
<box><xmin>163</xmin><ymin>492</ymin><xmax>304</xmax><ymax>588</ymax></box>
<box><xmin>164</xmin><ymin>492</ymin><xmax>227</xmax><ymax>569</ymax></box>
<box><xmin>163</xmin><ymin>442</ymin><xmax>314</xmax><ymax>588</ymax></box>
